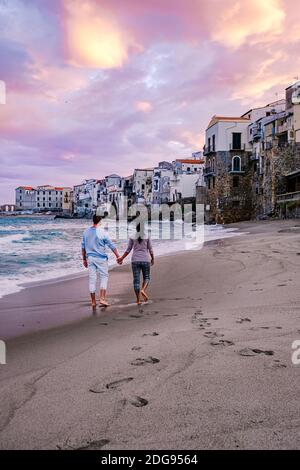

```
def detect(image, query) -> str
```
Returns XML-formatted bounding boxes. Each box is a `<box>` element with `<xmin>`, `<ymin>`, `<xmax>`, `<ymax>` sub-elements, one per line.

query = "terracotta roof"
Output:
<box><xmin>176</xmin><ymin>159</ymin><xmax>204</xmax><ymax>164</ymax></box>
<box><xmin>17</xmin><ymin>186</ymin><xmax>34</xmax><ymax>190</ymax></box>
<box><xmin>207</xmin><ymin>115</ymin><xmax>250</xmax><ymax>130</ymax></box>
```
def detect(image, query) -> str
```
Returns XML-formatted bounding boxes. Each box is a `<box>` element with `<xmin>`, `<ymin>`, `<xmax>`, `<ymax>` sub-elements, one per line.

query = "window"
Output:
<box><xmin>187</xmin><ymin>167</ymin><xmax>191</xmax><ymax>172</ymax></box>
<box><xmin>37</xmin><ymin>203</ymin><xmax>40</xmax><ymax>207</ymax></box>
<box><xmin>212</xmin><ymin>177</ymin><xmax>215</xmax><ymax>188</ymax></box>
<box><xmin>208</xmin><ymin>137</ymin><xmax>211</xmax><ymax>152</ymax></box>
<box><xmin>232</xmin><ymin>133</ymin><xmax>241</xmax><ymax>150</ymax></box>
<box><xmin>233</xmin><ymin>176</ymin><xmax>239</xmax><ymax>188</ymax></box>
<box><xmin>49</xmin><ymin>203</ymin><xmax>51</xmax><ymax>207</ymax></box>
<box><xmin>212</xmin><ymin>134</ymin><xmax>215</xmax><ymax>151</ymax></box>
<box><xmin>212</xmin><ymin>157</ymin><xmax>215</xmax><ymax>172</ymax></box>
<box><xmin>232</xmin><ymin>156</ymin><xmax>241</xmax><ymax>172</ymax></box>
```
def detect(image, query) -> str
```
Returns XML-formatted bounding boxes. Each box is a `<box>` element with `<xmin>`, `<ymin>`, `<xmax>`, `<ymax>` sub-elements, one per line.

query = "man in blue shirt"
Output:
<box><xmin>82</xmin><ymin>214</ymin><xmax>121</xmax><ymax>308</ymax></box>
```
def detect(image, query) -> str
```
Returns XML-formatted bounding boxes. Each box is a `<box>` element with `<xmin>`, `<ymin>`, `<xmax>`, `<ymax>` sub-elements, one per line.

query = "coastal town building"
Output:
<box><xmin>15</xmin><ymin>186</ymin><xmax>36</xmax><ymax>211</ymax></box>
<box><xmin>15</xmin><ymin>185</ymin><xmax>72</xmax><ymax>213</ymax></box>
<box><xmin>13</xmin><ymin>82</ymin><xmax>300</xmax><ymax>222</ymax></box>
<box><xmin>152</xmin><ymin>157</ymin><xmax>204</xmax><ymax>205</ymax></box>
<box><xmin>203</xmin><ymin>116</ymin><xmax>252</xmax><ymax>223</ymax></box>
<box><xmin>152</xmin><ymin>164</ymin><xmax>173</xmax><ymax>204</ymax></box>
<box><xmin>133</xmin><ymin>168</ymin><xmax>153</xmax><ymax>204</ymax></box>
<box><xmin>0</xmin><ymin>204</ymin><xmax>16</xmax><ymax>212</ymax></box>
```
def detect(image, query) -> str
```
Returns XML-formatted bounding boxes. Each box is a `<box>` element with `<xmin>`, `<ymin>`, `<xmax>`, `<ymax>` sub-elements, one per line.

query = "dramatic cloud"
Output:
<box><xmin>0</xmin><ymin>0</ymin><xmax>299</xmax><ymax>202</ymax></box>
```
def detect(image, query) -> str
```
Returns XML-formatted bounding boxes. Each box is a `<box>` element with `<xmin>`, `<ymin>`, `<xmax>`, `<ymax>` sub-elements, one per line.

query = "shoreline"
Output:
<box><xmin>0</xmin><ymin>232</ymin><xmax>233</xmax><ymax>341</ymax></box>
<box><xmin>0</xmin><ymin>222</ymin><xmax>245</xmax><ymax>301</ymax></box>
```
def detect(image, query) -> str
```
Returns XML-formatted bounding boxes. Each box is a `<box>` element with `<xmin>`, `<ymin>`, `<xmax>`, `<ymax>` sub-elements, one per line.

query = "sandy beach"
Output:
<box><xmin>1</xmin><ymin>219</ymin><xmax>300</xmax><ymax>449</ymax></box>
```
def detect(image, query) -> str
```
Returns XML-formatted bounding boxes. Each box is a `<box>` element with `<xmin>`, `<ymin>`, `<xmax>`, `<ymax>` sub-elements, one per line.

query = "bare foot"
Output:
<box><xmin>141</xmin><ymin>290</ymin><xmax>149</xmax><ymax>302</ymax></box>
<box><xmin>99</xmin><ymin>299</ymin><xmax>110</xmax><ymax>307</ymax></box>
<box><xmin>136</xmin><ymin>300</ymin><xmax>143</xmax><ymax>306</ymax></box>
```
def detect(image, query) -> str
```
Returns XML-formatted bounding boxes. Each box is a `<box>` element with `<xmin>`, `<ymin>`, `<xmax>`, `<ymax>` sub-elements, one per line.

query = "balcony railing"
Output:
<box><xmin>203</xmin><ymin>167</ymin><xmax>215</xmax><ymax>177</ymax></box>
<box><xmin>229</xmin><ymin>143</ymin><xmax>246</xmax><ymax>151</ymax></box>
<box><xmin>203</xmin><ymin>146</ymin><xmax>216</xmax><ymax>156</ymax></box>
<box><xmin>276</xmin><ymin>122</ymin><xmax>288</xmax><ymax>135</ymax></box>
<box><xmin>277</xmin><ymin>191</ymin><xmax>300</xmax><ymax>203</ymax></box>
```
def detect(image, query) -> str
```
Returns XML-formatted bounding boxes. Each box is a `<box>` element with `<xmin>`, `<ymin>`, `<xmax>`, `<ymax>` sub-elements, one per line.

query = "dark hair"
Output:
<box><xmin>93</xmin><ymin>214</ymin><xmax>102</xmax><ymax>225</ymax></box>
<box><xmin>136</xmin><ymin>222</ymin><xmax>144</xmax><ymax>243</ymax></box>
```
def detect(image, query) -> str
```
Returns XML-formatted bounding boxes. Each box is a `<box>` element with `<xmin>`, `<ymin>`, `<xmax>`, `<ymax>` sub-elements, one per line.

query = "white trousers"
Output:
<box><xmin>88</xmin><ymin>257</ymin><xmax>109</xmax><ymax>292</ymax></box>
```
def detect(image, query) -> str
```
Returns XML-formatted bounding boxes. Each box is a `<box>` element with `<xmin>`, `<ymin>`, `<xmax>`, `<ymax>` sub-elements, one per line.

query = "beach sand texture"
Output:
<box><xmin>0</xmin><ymin>219</ymin><xmax>300</xmax><ymax>449</ymax></box>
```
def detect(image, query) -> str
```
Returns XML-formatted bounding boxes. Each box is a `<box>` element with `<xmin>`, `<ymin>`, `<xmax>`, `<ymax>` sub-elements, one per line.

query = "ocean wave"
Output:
<box><xmin>0</xmin><ymin>217</ymin><xmax>244</xmax><ymax>299</ymax></box>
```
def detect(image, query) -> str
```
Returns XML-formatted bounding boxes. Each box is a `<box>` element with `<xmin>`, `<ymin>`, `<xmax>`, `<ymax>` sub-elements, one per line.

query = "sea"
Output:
<box><xmin>0</xmin><ymin>216</ymin><xmax>242</xmax><ymax>299</ymax></box>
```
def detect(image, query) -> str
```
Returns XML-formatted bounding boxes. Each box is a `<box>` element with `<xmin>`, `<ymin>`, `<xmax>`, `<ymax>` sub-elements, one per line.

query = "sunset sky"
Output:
<box><xmin>0</xmin><ymin>0</ymin><xmax>300</xmax><ymax>203</ymax></box>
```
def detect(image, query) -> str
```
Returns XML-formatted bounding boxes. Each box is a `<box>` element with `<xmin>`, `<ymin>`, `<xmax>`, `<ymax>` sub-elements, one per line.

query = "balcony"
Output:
<box><xmin>204</xmin><ymin>167</ymin><xmax>215</xmax><ymax>177</ymax></box>
<box><xmin>277</xmin><ymin>191</ymin><xmax>300</xmax><ymax>203</ymax></box>
<box><xmin>203</xmin><ymin>146</ymin><xmax>216</xmax><ymax>156</ymax></box>
<box><xmin>276</xmin><ymin>122</ymin><xmax>288</xmax><ymax>135</ymax></box>
<box><xmin>229</xmin><ymin>143</ymin><xmax>246</xmax><ymax>151</ymax></box>
<box><xmin>252</xmin><ymin>127</ymin><xmax>263</xmax><ymax>141</ymax></box>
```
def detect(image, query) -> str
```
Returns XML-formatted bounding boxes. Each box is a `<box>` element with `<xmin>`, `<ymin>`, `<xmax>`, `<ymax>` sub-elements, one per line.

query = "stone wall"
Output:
<box><xmin>206</xmin><ymin>151</ymin><xmax>253</xmax><ymax>224</ymax></box>
<box><xmin>261</xmin><ymin>142</ymin><xmax>300</xmax><ymax>217</ymax></box>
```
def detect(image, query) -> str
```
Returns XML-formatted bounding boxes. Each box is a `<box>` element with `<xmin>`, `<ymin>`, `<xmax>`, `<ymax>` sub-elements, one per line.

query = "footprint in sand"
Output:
<box><xmin>236</xmin><ymin>318</ymin><xmax>251</xmax><ymax>324</ymax></box>
<box><xmin>75</xmin><ymin>439</ymin><xmax>110</xmax><ymax>450</ymax></box>
<box><xmin>238</xmin><ymin>348</ymin><xmax>274</xmax><ymax>357</ymax></box>
<box><xmin>143</xmin><ymin>332</ymin><xmax>159</xmax><ymax>337</ymax></box>
<box><xmin>271</xmin><ymin>360</ymin><xmax>287</xmax><ymax>369</ymax></box>
<box><xmin>131</xmin><ymin>357</ymin><xmax>160</xmax><ymax>366</ymax></box>
<box><xmin>163</xmin><ymin>314</ymin><xmax>178</xmax><ymax>317</ymax></box>
<box><xmin>131</xmin><ymin>346</ymin><xmax>142</xmax><ymax>351</ymax></box>
<box><xmin>89</xmin><ymin>377</ymin><xmax>134</xmax><ymax>393</ymax></box>
<box><xmin>210</xmin><ymin>339</ymin><xmax>234</xmax><ymax>347</ymax></box>
<box><xmin>129</xmin><ymin>396</ymin><xmax>148</xmax><ymax>407</ymax></box>
<box><xmin>204</xmin><ymin>331</ymin><xmax>224</xmax><ymax>339</ymax></box>
<box><xmin>130</xmin><ymin>314</ymin><xmax>143</xmax><ymax>318</ymax></box>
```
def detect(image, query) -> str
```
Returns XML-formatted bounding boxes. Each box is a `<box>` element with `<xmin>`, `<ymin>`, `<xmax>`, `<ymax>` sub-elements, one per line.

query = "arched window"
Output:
<box><xmin>232</xmin><ymin>156</ymin><xmax>241</xmax><ymax>172</ymax></box>
<box><xmin>212</xmin><ymin>157</ymin><xmax>215</xmax><ymax>172</ymax></box>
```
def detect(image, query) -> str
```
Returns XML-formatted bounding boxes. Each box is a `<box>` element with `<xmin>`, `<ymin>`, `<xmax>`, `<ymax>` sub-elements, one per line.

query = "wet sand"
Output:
<box><xmin>1</xmin><ymin>219</ymin><xmax>300</xmax><ymax>449</ymax></box>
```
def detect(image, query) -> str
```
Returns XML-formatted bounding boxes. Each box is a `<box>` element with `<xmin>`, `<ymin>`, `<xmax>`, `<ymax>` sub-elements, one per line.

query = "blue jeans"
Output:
<box><xmin>132</xmin><ymin>262</ymin><xmax>151</xmax><ymax>294</ymax></box>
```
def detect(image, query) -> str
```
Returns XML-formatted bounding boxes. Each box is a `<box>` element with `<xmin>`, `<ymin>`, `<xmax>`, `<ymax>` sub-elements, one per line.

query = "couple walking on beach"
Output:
<box><xmin>81</xmin><ymin>214</ymin><xmax>154</xmax><ymax>308</ymax></box>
